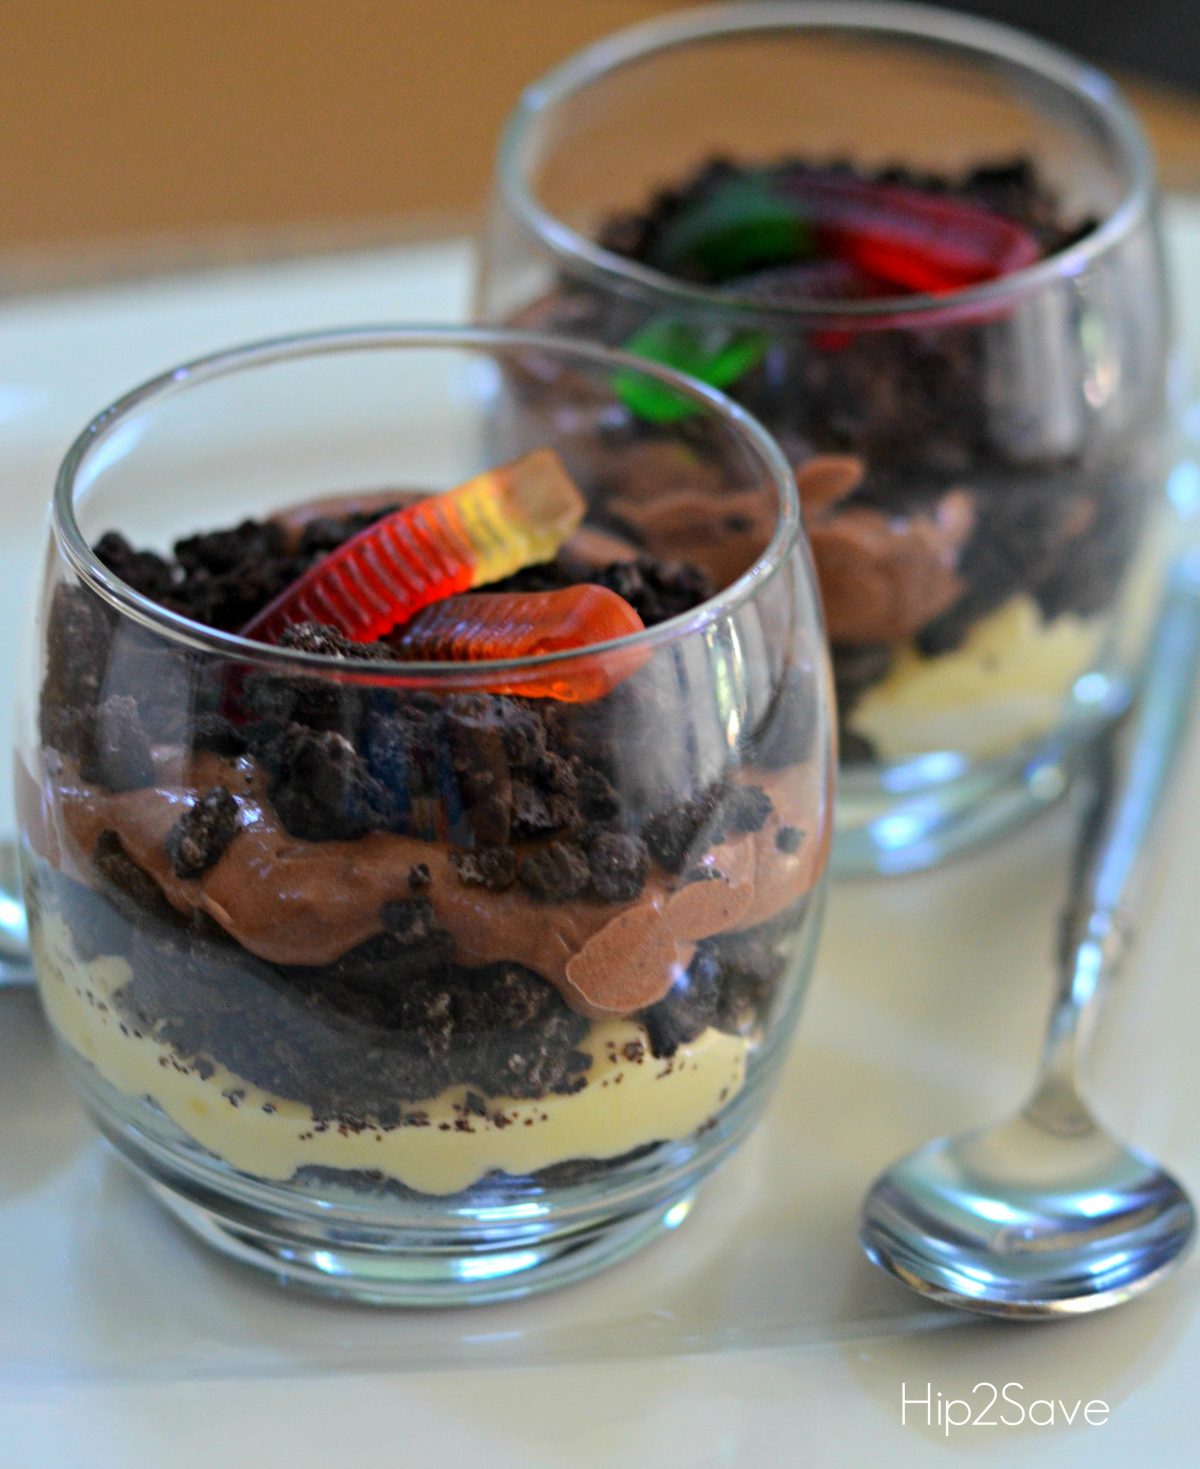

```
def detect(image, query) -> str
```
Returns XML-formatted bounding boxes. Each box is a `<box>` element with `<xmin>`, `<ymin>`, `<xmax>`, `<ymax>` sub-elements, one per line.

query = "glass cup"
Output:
<box><xmin>15</xmin><ymin>326</ymin><xmax>833</xmax><ymax>1304</ymax></box>
<box><xmin>475</xmin><ymin>0</ymin><xmax>1172</xmax><ymax>875</ymax></box>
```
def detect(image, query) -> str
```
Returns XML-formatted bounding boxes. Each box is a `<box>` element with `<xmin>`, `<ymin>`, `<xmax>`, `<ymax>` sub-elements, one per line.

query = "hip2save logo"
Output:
<box><xmin>901</xmin><ymin>1382</ymin><xmax>1111</xmax><ymax>1436</ymax></box>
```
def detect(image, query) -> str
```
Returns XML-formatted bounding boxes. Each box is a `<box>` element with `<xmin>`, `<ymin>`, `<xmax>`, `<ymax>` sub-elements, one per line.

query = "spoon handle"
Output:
<box><xmin>1053</xmin><ymin>547</ymin><xmax>1200</xmax><ymax>1055</ymax></box>
<box><xmin>0</xmin><ymin>840</ymin><xmax>34</xmax><ymax>990</ymax></box>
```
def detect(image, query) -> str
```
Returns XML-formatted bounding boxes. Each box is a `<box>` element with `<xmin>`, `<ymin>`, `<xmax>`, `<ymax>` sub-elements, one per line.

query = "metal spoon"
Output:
<box><xmin>0</xmin><ymin>839</ymin><xmax>32</xmax><ymax>988</ymax></box>
<box><xmin>860</xmin><ymin>550</ymin><xmax>1200</xmax><ymax>1318</ymax></box>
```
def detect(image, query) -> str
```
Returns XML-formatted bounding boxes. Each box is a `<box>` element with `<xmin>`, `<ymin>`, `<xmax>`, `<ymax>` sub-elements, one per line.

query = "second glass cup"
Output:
<box><xmin>476</xmin><ymin>0</ymin><xmax>1172</xmax><ymax>874</ymax></box>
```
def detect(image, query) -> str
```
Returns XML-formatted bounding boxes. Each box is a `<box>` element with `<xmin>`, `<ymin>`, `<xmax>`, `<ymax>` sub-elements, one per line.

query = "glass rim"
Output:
<box><xmin>52</xmin><ymin>323</ymin><xmax>806</xmax><ymax>681</ymax></box>
<box><xmin>497</xmin><ymin>0</ymin><xmax>1158</xmax><ymax>324</ymax></box>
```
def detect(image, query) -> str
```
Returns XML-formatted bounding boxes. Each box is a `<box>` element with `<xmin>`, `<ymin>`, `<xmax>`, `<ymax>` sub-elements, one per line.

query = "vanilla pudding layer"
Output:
<box><xmin>847</xmin><ymin>534</ymin><xmax>1162</xmax><ymax>763</ymax></box>
<box><xmin>36</xmin><ymin>911</ymin><xmax>750</xmax><ymax>1195</ymax></box>
<box><xmin>847</xmin><ymin>595</ymin><xmax>1104</xmax><ymax>762</ymax></box>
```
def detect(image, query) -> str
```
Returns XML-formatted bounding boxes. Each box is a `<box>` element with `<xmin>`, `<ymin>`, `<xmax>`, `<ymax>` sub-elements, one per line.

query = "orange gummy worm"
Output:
<box><xmin>241</xmin><ymin>449</ymin><xmax>586</xmax><ymax>645</ymax></box>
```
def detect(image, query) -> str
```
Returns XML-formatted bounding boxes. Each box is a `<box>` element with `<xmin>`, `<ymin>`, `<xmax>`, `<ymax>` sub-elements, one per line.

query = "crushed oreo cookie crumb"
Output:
<box><xmin>278</xmin><ymin>621</ymin><xmax>390</xmax><ymax>660</ymax></box>
<box><xmin>269</xmin><ymin>725</ymin><xmax>396</xmax><ymax>840</ymax></box>
<box><xmin>165</xmin><ymin>787</ymin><xmax>240</xmax><ymax>878</ymax></box>
<box><xmin>577</xmin><ymin>768</ymin><xmax>622</xmax><ymax>823</ymax></box>
<box><xmin>94</xmin><ymin>531</ymin><xmax>177</xmax><ymax>602</ymax></box>
<box><xmin>643</xmin><ymin>786</ymin><xmax>725</xmax><ymax>873</ymax></box>
<box><xmin>586</xmin><ymin>831</ymin><xmax>649</xmax><ymax>903</ymax></box>
<box><xmin>450</xmin><ymin>846</ymin><xmax>518</xmax><ymax>892</ymax></box>
<box><xmin>192</xmin><ymin>712</ymin><xmax>248</xmax><ymax>757</ymax></box>
<box><xmin>775</xmin><ymin>825</ymin><xmax>804</xmax><ymax>855</ymax></box>
<box><xmin>519</xmin><ymin>841</ymin><xmax>590</xmax><ymax>901</ymax></box>
<box><xmin>589</xmin><ymin>557</ymin><xmax>713</xmax><ymax>625</ymax></box>
<box><xmin>720</xmin><ymin>784</ymin><xmax>773</xmax><ymax>835</ymax></box>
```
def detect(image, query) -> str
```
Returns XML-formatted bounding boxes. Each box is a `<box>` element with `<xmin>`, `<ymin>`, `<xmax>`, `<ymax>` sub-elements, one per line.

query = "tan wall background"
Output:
<box><xmin>2</xmin><ymin>0</ymin><xmax>691</xmax><ymax>256</ymax></box>
<box><xmin>3</xmin><ymin>0</ymin><xmax>1197</xmax><ymax>266</ymax></box>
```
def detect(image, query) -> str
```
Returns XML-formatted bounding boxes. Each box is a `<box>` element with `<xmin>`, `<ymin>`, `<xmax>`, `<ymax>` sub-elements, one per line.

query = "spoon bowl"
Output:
<box><xmin>861</xmin><ymin>1099</ymin><xmax>1197</xmax><ymax>1317</ymax></box>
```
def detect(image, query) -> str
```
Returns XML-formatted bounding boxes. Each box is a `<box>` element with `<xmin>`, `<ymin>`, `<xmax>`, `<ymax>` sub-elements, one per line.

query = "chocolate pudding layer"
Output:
<box><xmin>502</xmin><ymin>157</ymin><xmax>1164</xmax><ymax>761</ymax></box>
<box><xmin>29</xmin><ymin>494</ymin><xmax>827</xmax><ymax>1193</ymax></box>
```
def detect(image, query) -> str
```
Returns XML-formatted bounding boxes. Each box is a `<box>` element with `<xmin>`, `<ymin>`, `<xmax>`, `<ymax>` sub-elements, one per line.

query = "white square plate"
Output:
<box><xmin>2</xmin><ymin>214</ymin><xmax>1200</xmax><ymax>1465</ymax></box>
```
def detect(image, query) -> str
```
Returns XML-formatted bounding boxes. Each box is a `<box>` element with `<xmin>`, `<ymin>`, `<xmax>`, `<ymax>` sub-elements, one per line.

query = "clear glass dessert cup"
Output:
<box><xmin>15</xmin><ymin>326</ymin><xmax>833</xmax><ymax>1305</ymax></box>
<box><xmin>475</xmin><ymin>0</ymin><xmax>1173</xmax><ymax>875</ymax></box>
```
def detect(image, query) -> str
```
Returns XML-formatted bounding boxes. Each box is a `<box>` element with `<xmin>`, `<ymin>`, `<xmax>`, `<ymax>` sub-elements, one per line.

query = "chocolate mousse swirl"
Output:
<box><xmin>609</xmin><ymin>455</ymin><xmax>975</xmax><ymax>647</ymax></box>
<box><xmin>45</xmin><ymin>750</ymin><xmax>826</xmax><ymax>1021</ymax></box>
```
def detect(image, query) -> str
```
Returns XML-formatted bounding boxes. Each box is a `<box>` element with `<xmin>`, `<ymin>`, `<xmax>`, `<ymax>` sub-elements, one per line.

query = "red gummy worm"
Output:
<box><xmin>782</xmin><ymin>170</ymin><xmax>1041</xmax><ymax>293</ymax></box>
<box><xmin>390</xmin><ymin>585</ymin><xmax>647</xmax><ymax>701</ymax></box>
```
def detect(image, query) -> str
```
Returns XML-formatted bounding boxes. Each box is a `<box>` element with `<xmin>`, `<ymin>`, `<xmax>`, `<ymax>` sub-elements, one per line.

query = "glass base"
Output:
<box><xmin>833</xmin><ymin>732</ymin><xmax>1093</xmax><ymax>878</ymax></box>
<box><xmin>148</xmin><ymin>1177</ymin><xmax>697</xmax><ymax>1307</ymax></box>
<box><xmin>61</xmin><ymin>1041</ymin><xmax>767</xmax><ymax>1309</ymax></box>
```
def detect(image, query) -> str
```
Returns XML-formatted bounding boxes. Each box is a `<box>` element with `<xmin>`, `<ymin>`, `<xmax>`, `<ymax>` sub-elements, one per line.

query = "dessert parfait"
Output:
<box><xmin>478</xmin><ymin>4</ymin><xmax>1171</xmax><ymax>870</ymax></box>
<box><xmin>19</xmin><ymin>329</ymin><xmax>832</xmax><ymax>1302</ymax></box>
